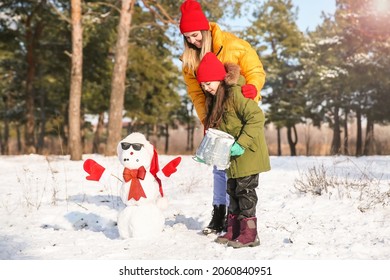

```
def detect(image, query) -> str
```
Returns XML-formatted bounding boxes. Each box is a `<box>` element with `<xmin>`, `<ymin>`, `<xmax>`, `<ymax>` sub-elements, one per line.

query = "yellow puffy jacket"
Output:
<box><xmin>182</xmin><ymin>22</ymin><xmax>266</xmax><ymax>124</ymax></box>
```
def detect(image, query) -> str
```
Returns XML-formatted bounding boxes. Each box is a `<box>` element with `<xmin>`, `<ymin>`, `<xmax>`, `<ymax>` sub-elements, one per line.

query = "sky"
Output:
<box><xmin>226</xmin><ymin>0</ymin><xmax>336</xmax><ymax>32</ymax></box>
<box><xmin>1</xmin><ymin>153</ymin><xmax>389</xmax><ymax>279</ymax></box>
<box><xmin>292</xmin><ymin>0</ymin><xmax>336</xmax><ymax>31</ymax></box>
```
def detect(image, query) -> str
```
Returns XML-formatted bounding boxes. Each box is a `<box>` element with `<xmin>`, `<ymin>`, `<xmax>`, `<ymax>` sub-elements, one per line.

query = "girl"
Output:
<box><xmin>179</xmin><ymin>0</ymin><xmax>266</xmax><ymax>235</ymax></box>
<box><xmin>196</xmin><ymin>52</ymin><xmax>270</xmax><ymax>248</ymax></box>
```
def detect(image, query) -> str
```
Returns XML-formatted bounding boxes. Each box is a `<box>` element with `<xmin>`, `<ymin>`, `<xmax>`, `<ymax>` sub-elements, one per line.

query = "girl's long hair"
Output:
<box><xmin>204</xmin><ymin>81</ymin><xmax>229</xmax><ymax>130</ymax></box>
<box><xmin>182</xmin><ymin>30</ymin><xmax>212</xmax><ymax>73</ymax></box>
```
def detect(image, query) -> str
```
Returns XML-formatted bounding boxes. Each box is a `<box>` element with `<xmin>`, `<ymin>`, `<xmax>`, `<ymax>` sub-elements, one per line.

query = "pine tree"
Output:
<box><xmin>243</xmin><ymin>0</ymin><xmax>305</xmax><ymax>156</ymax></box>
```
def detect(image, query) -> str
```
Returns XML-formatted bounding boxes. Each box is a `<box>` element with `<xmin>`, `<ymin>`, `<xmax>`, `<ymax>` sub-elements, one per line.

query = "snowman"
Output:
<box><xmin>83</xmin><ymin>132</ymin><xmax>181</xmax><ymax>239</ymax></box>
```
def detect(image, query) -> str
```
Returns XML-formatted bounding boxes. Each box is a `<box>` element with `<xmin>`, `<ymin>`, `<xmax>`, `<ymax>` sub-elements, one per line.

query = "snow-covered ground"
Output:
<box><xmin>1</xmin><ymin>154</ymin><xmax>389</xmax><ymax>278</ymax></box>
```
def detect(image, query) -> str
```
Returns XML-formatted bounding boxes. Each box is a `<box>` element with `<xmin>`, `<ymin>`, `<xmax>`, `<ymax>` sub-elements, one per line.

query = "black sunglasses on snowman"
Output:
<box><xmin>121</xmin><ymin>142</ymin><xmax>144</xmax><ymax>151</ymax></box>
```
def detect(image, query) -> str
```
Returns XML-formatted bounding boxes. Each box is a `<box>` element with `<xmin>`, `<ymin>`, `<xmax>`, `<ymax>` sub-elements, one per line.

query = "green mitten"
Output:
<box><xmin>230</xmin><ymin>142</ymin><xmax>245</xmax><ymax>156</ymax></box>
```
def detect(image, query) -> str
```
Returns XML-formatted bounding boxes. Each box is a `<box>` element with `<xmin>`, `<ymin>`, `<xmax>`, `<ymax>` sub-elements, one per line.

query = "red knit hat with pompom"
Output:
<box><xmin>179</xmin><ymin>0</ymin><xmax>209</xmax><ymax>33</ymax></box>
<box><xmin>196</xmin><ymin>52</ymin><xmax>226</xmax><ymax>83</ymax></box>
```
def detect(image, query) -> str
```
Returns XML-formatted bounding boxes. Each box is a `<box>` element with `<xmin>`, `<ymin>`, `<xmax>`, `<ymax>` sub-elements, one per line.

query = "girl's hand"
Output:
<box><xmin>230</xmin><ymin>142</ymin><xmax>245</xmax><ymax>156</ymax></box>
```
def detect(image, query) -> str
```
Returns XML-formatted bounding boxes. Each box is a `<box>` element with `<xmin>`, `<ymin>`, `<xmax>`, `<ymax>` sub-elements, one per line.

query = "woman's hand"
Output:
<box><xmin>241</xmin><ymin>84</ymin><xmax>257</xmax><ymax>100</ymax></box>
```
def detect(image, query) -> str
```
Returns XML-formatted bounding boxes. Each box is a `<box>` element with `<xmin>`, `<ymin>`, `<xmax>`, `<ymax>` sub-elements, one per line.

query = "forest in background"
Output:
<box><xmin>0</xmin><ymin>0</ymin><xmax>389</xmax><ymax>158</ymax></box>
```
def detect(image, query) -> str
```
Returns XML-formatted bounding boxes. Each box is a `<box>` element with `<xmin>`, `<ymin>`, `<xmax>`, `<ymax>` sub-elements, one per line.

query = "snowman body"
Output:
<box><xmin>115</xmin><ymin>133</ymin><xmax>165</xmax><ymax>239</ymax></box>
<box><xmin>117</xmin><ymin>201</ymin><xmax>164</xmax><ymax>239</ymax></box>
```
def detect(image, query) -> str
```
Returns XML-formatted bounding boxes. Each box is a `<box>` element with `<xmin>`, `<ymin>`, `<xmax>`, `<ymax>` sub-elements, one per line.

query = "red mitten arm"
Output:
<box><xmin>83</xmin><ymin>159</ymin><xmax>105</xmax><ymax>181</ymax></box>
<box><xmin>161</xmin><ymin>157</ymin><xmax>182</xmax><ymax>177</ymax></box>
<box><xmin>241</xmin><ymin>84</ymin><xmax>258</xmax><ymax>100</ymax></box>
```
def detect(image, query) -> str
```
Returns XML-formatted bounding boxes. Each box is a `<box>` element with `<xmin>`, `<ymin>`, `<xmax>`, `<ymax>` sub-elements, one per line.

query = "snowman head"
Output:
<box><xmin>117</xmin><ymin>132</ymin><xmax>154</xmax><ymax>169</ymax></box>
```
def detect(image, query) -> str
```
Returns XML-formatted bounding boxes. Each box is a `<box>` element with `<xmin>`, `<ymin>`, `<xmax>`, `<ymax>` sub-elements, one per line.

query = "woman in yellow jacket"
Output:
<box><xmin>179</xmin><ymin>0</ymin><xmax>266</xmax><ymax>235</ymax></box>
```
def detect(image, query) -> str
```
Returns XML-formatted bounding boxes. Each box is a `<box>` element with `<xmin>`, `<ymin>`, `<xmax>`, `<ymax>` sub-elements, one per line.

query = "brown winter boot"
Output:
<box><xmin>215</xmin><ymin>214</ymin><xmax>240</xmax><ymax>244</ymax></box>
<box><xmin>227</xmin><ymin>217</ymin><xmax>260</xmax><ymax>248</ymax></box>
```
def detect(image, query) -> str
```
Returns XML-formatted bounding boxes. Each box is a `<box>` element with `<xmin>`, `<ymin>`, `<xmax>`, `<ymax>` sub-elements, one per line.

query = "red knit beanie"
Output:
<box><xmin>179</xmin><ymin>0</ymin><xmax>209</xmax><ymax>33</ymax></box>
<box><xmin>196</xmin><ymin>52</ymin><xmax>226</xmax><ymax>83</ymax></box>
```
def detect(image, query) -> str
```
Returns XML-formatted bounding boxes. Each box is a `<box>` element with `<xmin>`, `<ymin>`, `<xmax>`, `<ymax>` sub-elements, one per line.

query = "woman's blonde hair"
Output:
<box><xmin>182</xmin><ymin>30</ymin><xmax>213</xmax><ymax>73</ymax></box>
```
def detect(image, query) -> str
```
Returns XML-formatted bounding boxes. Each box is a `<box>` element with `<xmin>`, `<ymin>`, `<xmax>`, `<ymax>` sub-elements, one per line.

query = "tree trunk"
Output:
<box><xmin>37</xmin><ymin>87</ymin><xmax>46</xmax><ymax>154</ymax></box>
<box><xmin>287</xmin><ymin>124</ymin><xmax>297</xmax><ymax>156</ymax></box>
<box><xmin>105</xmin><ymin>0</ymin><xmax>135</xmax><ymax>156</ymax></box>
<box><xmin>363</xmin><ymin>114</ymin><xmax>375</xmax><ymax>155</ymax></box>
<box><xmin>190</xmin><ymin>123</ymin><xmax>194</xmax><ymax>151</ymax></box>
<box><xmin>24</xmin><ymin>1</ymin><xmax>46</xmax><ymax>154</ymax></box>
<box><xmin>68</xmin><ymin>0</ymin><xmax>83</xmax><ymax>160</ymax></box>
<box><xmin>355</xmin><ymin>108</ymin><xmax>363</xmax><ymax>156</ymax></box>
<box><xmin>2</xmin><ymin>119</ymin><xmax>10</xmax><ymax>155</ymax></box>
<box><xmin>0</xmin><ymin>125</ymin><xmax>3</xmax><ymax>155</ymax></box>
<box><xmin>186</xmin><ymin>103</ymin><xmax>194</xmax><ymax>151</ymax></box>
<box><xmin>1</xmin><ymin>95</ymin><xmax>10</xmax><ymax>155</ymax></box>
<box><xmin>24</xmin><ymin>17</ymin><xmax>36</xmax><ymax>154</ymax></box>
<box><xmin>93</xmin><ymin>112</ymin><xmax>105</xmax><ymax>153</ymax></box>
<box><xmin>186</xmin><ymin>122</ymin><xmax>191</xmax><ymax>151</ymax></box>
<box><xmin>277</xmin><ymin>126</ymin><xmax>282</xmax><ymax>156</ymax></box>
<box><xmin>16</xmin><ymin>123</ymin><xmax>22</xmax><ymax>154</ymax></box>
<box><xmin>24</xmin><ymin>20</ymin><xmax>37</xmax><ymax>153</ymax></box>
<box><xmin>164</xmin><ymin>123</ymin><xmax>169</xmax><ymax>154</ymax></box>
<box><xmin>186</xmin><ymin>121</ymin><xmax>195</xmax><ymax>152</ymax></box>
<box><xmin>343</xmin><ymin>109</ymin><xmax>349</xmax><ymax>155</ymax></box>
<box><xmin>0</xmin><ymin>125</ymin><xmax>2</xmax><ymax>155</ymax></box>
<box><xmin>304</xmin><ymin>120</ymin><xmax>311</xmax><ymax>156</ymax></box>
<box><xmin>330</xmin><ymin>105</ymin><xmax>341</xmax><ymax>155</ymax></box>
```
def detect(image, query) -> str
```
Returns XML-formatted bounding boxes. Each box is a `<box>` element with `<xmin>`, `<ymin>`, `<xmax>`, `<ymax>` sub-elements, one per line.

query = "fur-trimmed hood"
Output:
<box><xmin>224</xmin><ymin>63</ymin><xmax>242</xmax><ymax>86</ymax></box>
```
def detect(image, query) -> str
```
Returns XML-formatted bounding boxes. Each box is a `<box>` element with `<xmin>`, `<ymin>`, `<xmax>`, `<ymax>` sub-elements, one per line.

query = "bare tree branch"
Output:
<box><xmin>87</xmin><ymin>1</ymin><xmax>121</xmax><ymax>14</ymax></box>
<box><xmin>48</xmin><ymin>2</ymin><xmax>71</xmax><ymax>24</ymax></box>
<box><xmin>141</xmin><ymin>0</ymin><xmax>177</xmax><ymax>25</ymax></box>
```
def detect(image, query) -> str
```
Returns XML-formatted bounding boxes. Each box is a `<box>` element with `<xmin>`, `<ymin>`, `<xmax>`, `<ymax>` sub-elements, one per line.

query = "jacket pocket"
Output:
<box><xmin>247</xmin><ymin>136</ymin><xmax>259</xmax><ymax>152</ymax></box>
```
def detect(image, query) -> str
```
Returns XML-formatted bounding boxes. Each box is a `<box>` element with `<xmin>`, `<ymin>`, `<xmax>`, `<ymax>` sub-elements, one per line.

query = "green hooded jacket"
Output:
<box><xmin>216</xmin><ymin>64</ymin><xmax>271</xmax><ymax>178</ymax></box>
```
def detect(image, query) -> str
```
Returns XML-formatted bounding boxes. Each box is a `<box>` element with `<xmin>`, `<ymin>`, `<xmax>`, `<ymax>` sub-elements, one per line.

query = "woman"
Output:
<box><xmin>196</xmin><ymin>52</ymin><xmax>270</xmax><ymax>248</ymax></box>
<box><xmin>179</xmin><ymin>0</ymin><xmax>266</xmax><ymax>235</ymax></box>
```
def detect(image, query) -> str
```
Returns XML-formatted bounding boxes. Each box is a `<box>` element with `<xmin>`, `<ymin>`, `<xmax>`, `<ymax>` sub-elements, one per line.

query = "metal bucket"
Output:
<box><xmin>193</xmin><ymin>128</ymin><xmax>235</xmax><ymax>170</ymax></box>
